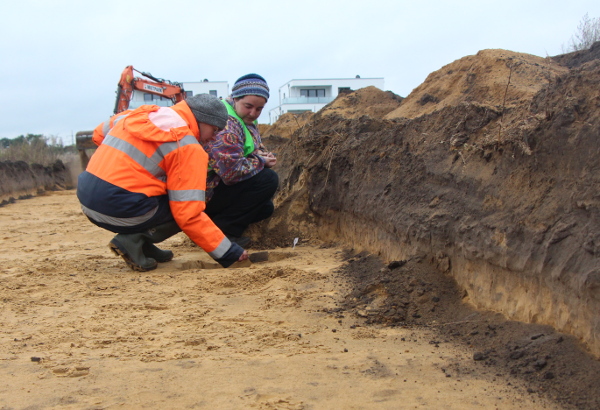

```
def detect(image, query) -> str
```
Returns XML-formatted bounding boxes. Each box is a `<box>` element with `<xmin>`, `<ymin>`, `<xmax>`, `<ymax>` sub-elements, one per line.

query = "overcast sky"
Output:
<box><xmin>1</xmin><ymin>0</ymin><xmax>599</xmax><ymax>145</ymax></box>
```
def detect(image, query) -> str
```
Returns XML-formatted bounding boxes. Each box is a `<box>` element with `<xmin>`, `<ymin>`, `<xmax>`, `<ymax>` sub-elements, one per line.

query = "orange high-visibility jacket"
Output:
<box><xmin>79</xmin><ymin>101</ymin><xmax>231</xmax><ymax>259</ymax></box>
<box><xmin>92</xmin><ymin>110</ymin><xmax>132</xmax><ymax>146</ymax></box>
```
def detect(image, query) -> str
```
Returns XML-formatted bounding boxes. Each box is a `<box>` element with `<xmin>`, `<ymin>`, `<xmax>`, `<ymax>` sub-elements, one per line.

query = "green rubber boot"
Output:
<box><xmin>109</xmin><ymin>233</ymin><xmax>158</xmax><ymax>272</ymax></box>
<box><xmin>142</xmin><ymin>243</ymin><xmax>174</xmax><ymax>263</ymax></box>
<box><xmin>141</xmin><ymin>221</ymin><xmax>182</xmax><ymax>263</ymax></box>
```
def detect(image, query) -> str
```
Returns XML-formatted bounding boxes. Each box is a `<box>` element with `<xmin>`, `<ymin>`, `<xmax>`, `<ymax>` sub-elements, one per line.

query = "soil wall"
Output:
<box><xmin>0</xmin><ymin>160</ymin><xmax>73</xmax><ymax>205</ymax></box>
<box><xmin>256</xmin><ymin>50</ymin><xmax>600</xmax><ymax>357</ymax></box>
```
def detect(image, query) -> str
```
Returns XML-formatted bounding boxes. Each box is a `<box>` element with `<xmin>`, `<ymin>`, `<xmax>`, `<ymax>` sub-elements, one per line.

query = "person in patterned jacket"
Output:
<box><xmin>202</xmin><ymin>74</ymin><xmax>279</xmax><ymax>248</ymax></box>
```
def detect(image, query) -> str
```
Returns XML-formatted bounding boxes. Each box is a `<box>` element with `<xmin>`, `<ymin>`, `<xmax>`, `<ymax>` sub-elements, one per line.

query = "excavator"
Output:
<box><xmin>76</xmin><ymin>65</ymin><xmax>186</xmax><ymax>168</ymax></box>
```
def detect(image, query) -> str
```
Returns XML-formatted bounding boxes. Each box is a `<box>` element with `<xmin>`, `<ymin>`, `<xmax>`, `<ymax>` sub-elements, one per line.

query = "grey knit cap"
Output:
<box><xmin>186</xmin><ymin>94</ymin><xmax>228</xmax><ymax>129</ymax></box>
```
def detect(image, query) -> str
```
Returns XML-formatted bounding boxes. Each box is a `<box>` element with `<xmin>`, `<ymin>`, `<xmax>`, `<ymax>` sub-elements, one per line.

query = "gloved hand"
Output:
<box><xmin>215</xmin><ymin>242</ymin><xmax>246</xmax><ymax>268</ymax></box>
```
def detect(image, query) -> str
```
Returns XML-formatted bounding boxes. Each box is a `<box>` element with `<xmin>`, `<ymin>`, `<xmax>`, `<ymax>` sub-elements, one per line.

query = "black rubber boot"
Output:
<box><xmin>141</xmin><ymin>221</ymin><xmax>182</xmax><ymax>263</ymax></box>
<box><xmin>109</xmin><ymin>233</ymin><xmax>158</xmax><ymax>272</ymax></box>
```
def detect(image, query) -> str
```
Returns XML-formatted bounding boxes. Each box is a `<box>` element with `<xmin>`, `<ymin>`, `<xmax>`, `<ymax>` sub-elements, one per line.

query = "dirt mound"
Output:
<box><xmin>320</xmin><ymin>86</ymin><xmax>403</xmax><ymax>119</ymax></box>
<box><xmin>260</xmin><ymin>111</ymin><xmax>314</xmax><ymax>140</ymax></box>
<box><xmin>259</xmin><ymin>111</ymin><xmax>315</xmax><ymax>156</ymax></box>
<box><xmin>255</xmin><ymin>46</ymin><xmax>600</xmax><ymax>365</ymax></box>
<box><xmin>386</xmin><ymin>49</ymin><xmax>568</xmax><ymax>119</ymax></box>
<box><xmin>0</xmin><ymin>159</ymin><xmax>72</xmax><ymax>204</ymax></box>
<box><xmin>552</xmin><ymin>40</ymin><xmax>600</xmax><ymax>68</ymax></box>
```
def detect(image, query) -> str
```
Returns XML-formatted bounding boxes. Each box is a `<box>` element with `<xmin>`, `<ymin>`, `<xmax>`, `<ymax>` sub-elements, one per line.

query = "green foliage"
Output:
<box><xmin>0</xmin><ymin>134</ymin><xmax>75</xmax><ymax>165</ymax></box>
<box><xmin>563</xmin><ymin>13</ymin><xmax>600</xmax><ymax>52</ymax></box>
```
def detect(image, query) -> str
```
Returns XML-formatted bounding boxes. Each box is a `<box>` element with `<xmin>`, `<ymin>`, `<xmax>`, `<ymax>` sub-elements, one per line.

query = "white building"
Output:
<box><xmin>269</xmin><ymin>77</ymin><xmax>385</xmax><ymax>123</ymax></box>
<box><xmin>128</xmin><ymin>79</ymin><xmax>229</xmax><ymax>109</ymax></box>
<box><xmin>182</xmin><ymin>80</ymin><xmax>229</xmax><ymax>100</ymax></box>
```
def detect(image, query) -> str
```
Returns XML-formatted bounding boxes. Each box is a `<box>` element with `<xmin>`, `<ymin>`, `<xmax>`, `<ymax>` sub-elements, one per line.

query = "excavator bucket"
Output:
<box><xmin>75</xmin><ymin>130</ymin><xmax>95</xmax><ymax>170</ymax></box>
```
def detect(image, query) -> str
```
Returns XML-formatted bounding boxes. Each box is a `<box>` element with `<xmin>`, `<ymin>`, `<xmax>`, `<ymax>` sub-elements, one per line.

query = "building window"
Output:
<box><xmin>185</xmin><ymin>91</ymin><xmax>194</xmax><ymax>98</ymax></box>
<box><xmin>300</xmin><ymin>89</ymin><xmax>325</xmax><ymax>97</ymax></box>
<box><xmin>209</xmin><ymin>90</ymin><xmax>217</xmax><ymax>96</ymax></box>
<box><xmin>338</xmin><ymin>87</ymin><xmax>351</xmax><ymax>94</ymax></box>
<box><xmin>143</xmin><ymin>93</ymin><xmax>153</xmax><ymax>102</ymax></box>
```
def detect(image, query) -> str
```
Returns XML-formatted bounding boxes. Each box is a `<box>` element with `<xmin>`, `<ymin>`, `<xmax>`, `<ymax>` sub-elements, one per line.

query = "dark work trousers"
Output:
<box><xmin>205</xmin><ymin>168</ymin><xmax>279</xmax><ymax>238</ymax></box>
<box><xmin>87</xmin><ymin>195</ymin><xmax>176</xmax><ymax>234</ymax></box>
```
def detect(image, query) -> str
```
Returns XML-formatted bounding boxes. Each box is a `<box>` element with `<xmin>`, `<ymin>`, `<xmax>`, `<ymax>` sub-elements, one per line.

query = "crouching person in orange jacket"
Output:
<box><xmin>77</xmin><ymin>94</ymin><xmax>248</xmax><ymax>271</ymax></box>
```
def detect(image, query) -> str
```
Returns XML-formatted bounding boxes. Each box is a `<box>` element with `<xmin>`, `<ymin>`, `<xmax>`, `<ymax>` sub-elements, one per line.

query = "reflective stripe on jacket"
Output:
<box><xmin>78</xmin><ymin>102</ymin><xmax>231</xmax><ymax>259</ymax></box>
<box><xmin>92</xmin><ymin>110</ymin><xmax>132</xmax><ymax>146</ymax></box>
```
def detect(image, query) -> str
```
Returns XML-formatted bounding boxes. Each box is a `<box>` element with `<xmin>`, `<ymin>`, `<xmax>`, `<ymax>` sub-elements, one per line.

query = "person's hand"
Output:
<box><xmin>238</xmin><ymin>250</ymin><xmax>249</xmax><ymax>262</ymax></box>
<box><xmin>261</xmin><ymin>152</ymin><xmax>277</xmax><ymax>168</ymax></box>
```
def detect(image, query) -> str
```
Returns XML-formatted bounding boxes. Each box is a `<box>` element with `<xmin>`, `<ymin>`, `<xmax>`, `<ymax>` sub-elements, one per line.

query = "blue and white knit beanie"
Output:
<box><xmin>231</xmin><ymin>73</ymin><xmax>269</xmax><ymax>100</ymax></box>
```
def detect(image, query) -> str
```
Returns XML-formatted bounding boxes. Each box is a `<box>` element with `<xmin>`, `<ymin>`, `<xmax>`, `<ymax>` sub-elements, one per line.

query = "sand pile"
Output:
<box><xmin>320</xmin><ymin>86</ymin><xmax>403</xmax><ymax>119</ymax></box>
<box><xmin>386</xmin><ymin>49</ymin><xmax>568</xmax><ymax>119</ymax></box>
<box><xmin>260</xmin><ymin>111</ymin><xmax>314</xmax><ymax>140</ymax></box>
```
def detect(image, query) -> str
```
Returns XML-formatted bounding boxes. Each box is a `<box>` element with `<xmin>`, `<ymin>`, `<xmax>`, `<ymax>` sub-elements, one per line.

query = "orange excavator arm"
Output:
<box><xmin>113</xmin><ymin>65</ymin><xmax>186</xmax><ymax>114</ymax></box>
<box><xmin>77</xmin><ymin>65</ymin><xmax>187</xmax><ymax>170</ymax></box>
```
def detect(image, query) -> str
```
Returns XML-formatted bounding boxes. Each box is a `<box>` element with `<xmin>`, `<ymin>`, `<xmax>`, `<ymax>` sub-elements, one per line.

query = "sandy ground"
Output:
<box><xmin>0</xmin><ymin>191</ymin><xmax>562</xmax><ymax>409</ymax></box>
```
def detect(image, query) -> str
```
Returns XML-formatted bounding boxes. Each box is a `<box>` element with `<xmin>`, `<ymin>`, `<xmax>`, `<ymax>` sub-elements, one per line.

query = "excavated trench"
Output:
<box><xmin>257</xmin><ymin>49</ymin><xmax>600</xmax><ymax>360</ymax></box>
<box><xmin>260</xmin><ymin>103</ymin><xmax>599</xmax><ymax>353</ymax></box>
<box><xmin>250</xmin><ymin>47</ymin><xmax>600</xmax><ymax>407</ymax></box>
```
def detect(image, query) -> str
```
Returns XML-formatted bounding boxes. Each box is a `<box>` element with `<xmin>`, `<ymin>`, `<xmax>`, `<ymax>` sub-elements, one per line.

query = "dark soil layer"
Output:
<box><xmin>337</xmin><ymin>250</ymin><xmax>600</xmax><ymax>409</ymax></box>
<box><xmin>0</xmin><ymin>159</ymin><xmax>71</xmax><ymax>205</ymax></box>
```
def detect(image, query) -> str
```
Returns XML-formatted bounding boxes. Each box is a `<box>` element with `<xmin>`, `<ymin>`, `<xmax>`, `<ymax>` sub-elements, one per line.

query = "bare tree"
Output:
<box><xmin>563</xmin><ymin>13</ymin><xmax>600</xmax><ymax>52</ymax></box>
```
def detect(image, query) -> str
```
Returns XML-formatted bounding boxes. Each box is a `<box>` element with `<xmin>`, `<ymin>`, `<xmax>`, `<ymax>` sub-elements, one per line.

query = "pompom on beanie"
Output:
<box><xmin>231</xmin><ymin>73</ymin><xmax>270</xmax><ymax>100</ymax></box>
<box><xmin>186</xmin><ymin>94</ymin><xmax>228</xmax><ymax>129</ymax></box>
